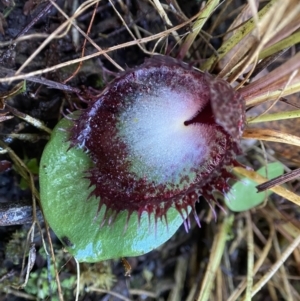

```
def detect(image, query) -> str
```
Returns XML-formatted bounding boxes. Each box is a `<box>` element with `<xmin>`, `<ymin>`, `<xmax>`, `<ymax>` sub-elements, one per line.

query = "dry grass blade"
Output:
<box><xmin>152</xmin><ymin>0</ymin><xmax>173</xmax><ymax>26</ymax></box>
<box><xmin>196</xmin><ymin>215</ymin><xmax>234</xmax><ymax>301</ymax></box>
<box><xmin>272</xmin><ymin>233</ymin><xmax>293</xmax><ymax>300</ymax></box>
<box><xmin>108</xmin><ymin>0</ymin><xmax>150</xmax><ymax>55</ymax></box>
<box><xmin>0</xmin><ymin>13</ymin><xmax>199</xmax><ymax>83</ymax></box>
<box><xmin>233</xmin><ymin>167</ymin><xmax>300</xmax><ymax>207</ymax></box>
<box><xmin>50</xmin><ymin>0</ymin><xmax>123</xmax><ymax>72</ymax></box>
<box><xmin>217</xmin><ymin>1</ymin><xmax>258</xmax><ymax>78</ymax></box>
<box><xmin>246</xmin><ymin>81</ymin><xmax>300</xmax><ymax>106</ymax></box>
<box><xmin>240</xmin><ymin>52</ymin><xmax>300</xmax><ymax>100</ymax></box>
<box><xmin>177</xmin><ymin>0</ymin><xmax>220</xmax><ymax>59</ymax></box>
<box><xmin>245</xmin><ymin>211</ymin><xmax>254</xmax><ymax>301</ymax></box>
<box><xmin>247</xmin><ymin>109</ymin><xmax>300</xmax><ymax>124</ymax></box>
<box><xmin>243</xmin><ymin>128</ymin><xmax>300</xmax><ymax>147</ymax></box>
<box><xmin>259</xmin><ymin>31</ymin><xmax>300</xmax><ymax>60</ymax></box>
<box><xmin>228</xmin><ymin>215</ymin><xmax>275</xmax><ymax>301</ymax></box>
<box><xmin>250</xmin><ymin>234</ymin><xmax>300</xmax><ymax>299</ymax></box>
<box><xmin>200</xmin><ymin>0</ymin><xmax>276</xmax><ymax>71</ymax></box>
<box><xmin>167</xmin><ymin>256</ymin><xmax>188</xmax><ymax>301</ymax></box>
<box><xmin>226</xmin><ymin>0</ymin><xmax>299</xmax><ymax>84</ymax></box>
<box><xmin>266</xmin><ymin>205</ymin><xmax>300</xmax><ymax>241</ymax></box>
<box><xmin>5</xmin><ymin>105</ymin><xmax>52</xmax><ymax>134</ymax></box>
<box><xmin>44</xmin><ymin>221</ymin><xmax>64</xmax><ymax>301</ymax></box>
<box><xmin>0</xmin><ymin>33</ymin><xmax>50</xmax><ymax>47</ymax></box>
<box><xmin>15</xmin><ymin>0</ymin><xmax>101</xmax><ymax>76</ymax></box>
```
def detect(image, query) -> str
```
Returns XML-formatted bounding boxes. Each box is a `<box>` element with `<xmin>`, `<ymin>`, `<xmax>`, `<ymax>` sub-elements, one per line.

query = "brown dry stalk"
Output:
<box><xmin>243</xmin><ymin>128</ymin><xmax>300</xmax><ymax>147</ymax></box>
<box><xmin>233</xmin><ymin>167</ymin><xmax>300</xmax><ymax>207</ymax></box>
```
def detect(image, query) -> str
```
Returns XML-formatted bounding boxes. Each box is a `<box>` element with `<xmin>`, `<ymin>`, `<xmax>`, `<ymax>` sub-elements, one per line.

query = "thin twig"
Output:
<box><xmin>0</xmin><ymin>66</ymin><xmax>81</xmax><ymax>93</ymax></box>
<box><xmin>63</xmin><ymin>1</ymin><xmax>100</xmax><ymax>83</ymax></box>
<box><xmin>256</xmin><ymin>168</ymin><xmax>300</xmax><ymax>192</ymax></box>
<box><xmin>0</xmin><ymin>12</ymin><xmax>200</xmax><ymax>83</ymax></box>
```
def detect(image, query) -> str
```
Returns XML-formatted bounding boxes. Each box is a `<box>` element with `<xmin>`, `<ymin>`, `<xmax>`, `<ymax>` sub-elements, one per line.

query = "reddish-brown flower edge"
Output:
<box><xmin>69</xmin><ymin>56</ymin><xmax>245</xmax><ymax>230</ymax></box>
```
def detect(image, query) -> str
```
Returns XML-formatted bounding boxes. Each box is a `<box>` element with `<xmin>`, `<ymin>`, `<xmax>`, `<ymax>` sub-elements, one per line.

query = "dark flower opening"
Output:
<box><xmin>70</xmin><ymin>56</ymin><xmax>245</xmax><ymax>230</ymax></box>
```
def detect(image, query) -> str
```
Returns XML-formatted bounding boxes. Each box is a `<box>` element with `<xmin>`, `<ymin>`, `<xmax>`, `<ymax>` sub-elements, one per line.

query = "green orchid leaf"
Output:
<box><xmin>39</xmin><ymin>114</ymin><xmax>185</xmax><ymax>263</ymax></box>
<box><xmin>26</xmin><ymin>158</ymin><xmax>39</xmax><ymax>174</ymax></box>
<box><xmin>225</xmin><ymin>162</ymin><xmax>284</xmax><ymax>212</ymax></box>
<box><xmin>19</xmin><ymin>158</ymin><xmax>39</xmax><ymax>190</ymax></box>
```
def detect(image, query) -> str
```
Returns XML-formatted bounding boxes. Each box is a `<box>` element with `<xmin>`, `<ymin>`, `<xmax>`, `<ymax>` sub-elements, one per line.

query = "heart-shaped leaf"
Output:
<box><xmin>225</xmin><ymin>162</ymin><xmax>284</xmax><ymax>212</ymax></box>
<box><xmin>39</xmin><ymin>115</ymin><xmax>185</xmax><ymax>262</ymax></box>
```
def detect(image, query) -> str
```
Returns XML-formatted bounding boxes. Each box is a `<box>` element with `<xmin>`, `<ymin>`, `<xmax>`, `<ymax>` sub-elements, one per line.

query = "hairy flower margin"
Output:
<box><xmin>69</xmin><ymin>56</ymin><xmax>246</xmax><ymax>231</ymax></box>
